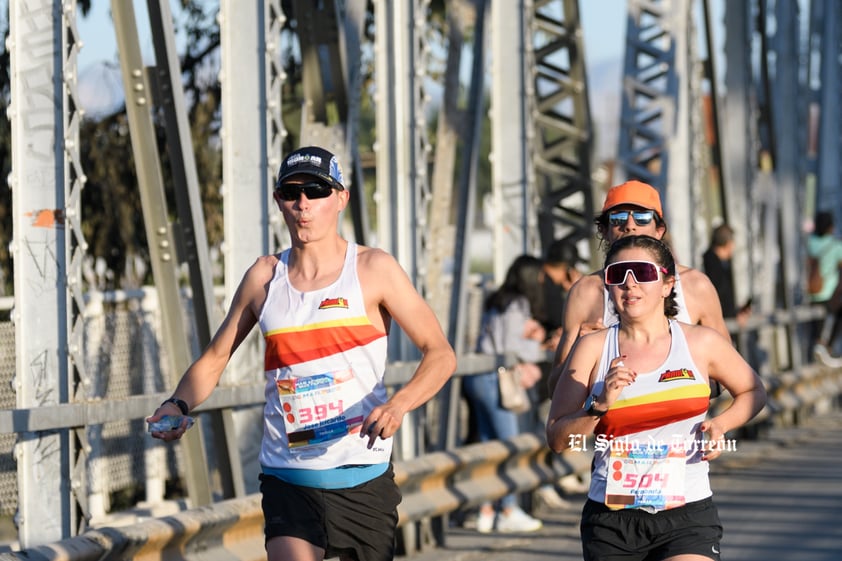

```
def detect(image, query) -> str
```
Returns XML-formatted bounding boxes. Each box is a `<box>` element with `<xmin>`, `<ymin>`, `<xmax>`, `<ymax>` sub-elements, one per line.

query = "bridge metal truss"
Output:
<box><xmin>373</xmin><ymin>0</ymin><xmax>436</xmax><ymax>322</ymax></box>
<box><xmin>616</xmin><ymin>0</ymin><xmax>709</xmax><ymax>265</ymax></box>
<box><xmin>217</xmin><ymin>0</ymin><xmax>288</xmax><ymax>497</ymax></box>
<box><xmin>717</xmin><ymin>0</ymin><xmax>807</xmax><ymax>372</ymax></box>
<box><xmin>767</xmin><ymin>0</ymin><xmax>809</xmax><ymax>371</ymax></box>
<box><xmin>527</xmin><ymin>0</ymin><xmax>596</xmax><ymax>262</ymax></box>
<box><xmin>618</xmin><ymin>0</ymin><xmax>811</xmax><ymax>374</ymax></box>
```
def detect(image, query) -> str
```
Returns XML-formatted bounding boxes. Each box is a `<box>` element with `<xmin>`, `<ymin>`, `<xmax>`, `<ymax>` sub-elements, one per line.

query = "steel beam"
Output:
<box><xmin>719</xmin><ymin>0</ymin><xmax>757</xmax><ymax>312</ymax></box>
<box><xmin>812</xmin><ymin>0</ymin><xmax>842</xmax><ymax>227</ymax></box>
<box><xmin>449</xmin><ymin>0</ymin><xmax>487</xmax><ymax>364</ymax></box>
<box><xmin>769</xmin><ymin>0</ymin><xmax>806</xmax><ymax>371</ymax></box>
<box><xmin>9</xmin><ymin>0</ymin><xmax>85</xmax><ymax>546</ymax></box>
<box><xmin>218</xmin><ymin>0</ymin><xmax>281</xmax><ymax>497</ymax></box>
<box><xmin>373</xmin><ymin>0</ymin><xmax>432</xmax><ymax>332</ymax></box>
<box><xmin>490</xmin><ymin>0</ymin><xmax>532</xmax><ymax>280</ymax></box>
<box><xmin>110</xmin><ymin>0</ymin><xmax>213</xmax><ymax>507</ymax></box>
<box><xmin>293</xmin><ymin>0</ymin><xmax>369</xmax><ymax>244</ymax></box>
<box><xmin>373</xmin><ymin>0</ymin><xmax>434</xmax><ymax>551</ymax></box>
<box><xmin>426</xmin><ymin>0</ymin><xmax>465</xmax><ymax>329</ymax></box>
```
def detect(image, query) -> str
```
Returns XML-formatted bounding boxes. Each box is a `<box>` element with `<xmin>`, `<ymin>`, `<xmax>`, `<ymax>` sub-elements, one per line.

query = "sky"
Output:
<box><xmin>77</xmin><ymin>0</ymin><xmax>163</xmax><ymax>69</ymax></box>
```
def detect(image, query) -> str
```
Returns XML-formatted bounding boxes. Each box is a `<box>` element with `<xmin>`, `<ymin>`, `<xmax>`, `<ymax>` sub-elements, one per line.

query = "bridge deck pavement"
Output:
<box><xmin>397</xmin><ymin>411</ymin><xmax>842</xmax><ymax>561</ymax></box>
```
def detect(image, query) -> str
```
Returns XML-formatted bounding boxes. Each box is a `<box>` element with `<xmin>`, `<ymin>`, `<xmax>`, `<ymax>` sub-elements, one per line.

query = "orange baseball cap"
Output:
<box><xmin>601</xmin><ymin>180</ymin><xmax>663</xmax><ymax>218</ymax></box>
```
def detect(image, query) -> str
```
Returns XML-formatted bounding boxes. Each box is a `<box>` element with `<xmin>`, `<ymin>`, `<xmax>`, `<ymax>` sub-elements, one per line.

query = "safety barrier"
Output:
<box><xmin>0</xmin><ymin>437</ymin><xmax>588</xmax><ymax>561</ymax></box>
<box><xmin>5</xmin><ymin>362</ymin><xmax>841</xmax><ymax>561</ymax></box>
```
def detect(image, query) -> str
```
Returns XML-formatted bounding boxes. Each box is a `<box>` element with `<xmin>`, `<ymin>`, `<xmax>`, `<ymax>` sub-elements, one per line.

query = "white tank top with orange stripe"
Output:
<box><xmin>588</xmin><ymin>320</ymin><xmax>712</xmax><ymax>511</ymax></box>
<box><xmin>258</xmin><ymin>242</ymin><xmax>390</xmax><ymax>469</ymax></box>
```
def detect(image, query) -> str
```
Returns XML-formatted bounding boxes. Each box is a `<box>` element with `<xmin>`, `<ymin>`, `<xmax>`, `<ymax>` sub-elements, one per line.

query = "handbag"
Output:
<box><xmin>497</xmin><ymin>365</ymin><xmax>530</xmax><ymax>413</ymax></box>
<box><xmin>485</xmin><ymin>320</ymin><xmax>531</xmax><ymax>413</ymax></box>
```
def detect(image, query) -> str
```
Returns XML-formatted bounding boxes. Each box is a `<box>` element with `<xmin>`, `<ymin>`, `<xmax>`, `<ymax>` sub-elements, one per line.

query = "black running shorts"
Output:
<box><xmin>259</xmin><ymin>464</ymin><xmax>401</xmax><ymax>561</ymax></box>
<box><xmin>581</xmin><ymin>497</ymin><xmax>723</xmax><ymax>561</ymax></box>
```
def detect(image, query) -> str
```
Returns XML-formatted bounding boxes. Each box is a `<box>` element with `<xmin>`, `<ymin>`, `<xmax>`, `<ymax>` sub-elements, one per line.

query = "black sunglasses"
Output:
<box><xmin>277</xmin><ymin>182</ymin><xmax>337</xmax><ymax>201</ymax></box>
<box><xmin>608</xmin><ymin>210</ymin><xmax>656</xmax><ymax>227</ymax></box>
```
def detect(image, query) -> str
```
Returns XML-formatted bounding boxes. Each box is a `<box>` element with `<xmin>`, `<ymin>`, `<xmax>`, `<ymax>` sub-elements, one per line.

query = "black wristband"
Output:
<box><xmin>161</xmin><ymin>397</ymin><xmax>189</xmax><ymax>416</ymax></box>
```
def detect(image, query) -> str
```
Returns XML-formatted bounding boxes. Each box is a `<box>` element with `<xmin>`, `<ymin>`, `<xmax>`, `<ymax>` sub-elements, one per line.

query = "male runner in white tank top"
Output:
<box><xmin>148</xmin><ymin>146</ymin><xmax>456</xmax><ymax>561</ymax></box>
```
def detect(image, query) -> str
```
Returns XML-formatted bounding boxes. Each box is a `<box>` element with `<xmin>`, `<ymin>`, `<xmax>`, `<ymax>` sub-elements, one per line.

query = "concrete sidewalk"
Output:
<box><xmin>398</xmin><ymin>411</ymin><xmax>842</xmax><ymax>561</ymax></box>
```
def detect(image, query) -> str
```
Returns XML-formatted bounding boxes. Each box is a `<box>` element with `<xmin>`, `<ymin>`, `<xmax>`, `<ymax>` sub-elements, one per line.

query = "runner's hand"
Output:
<box><xmin>361</xmin><ymin>403</ymin><xmax>405</xmax><ymax>450</ymax></box>
<box><xmin>699</xmin><ymin>418</ymin><xmax>726</xmax><ymax>461</ymax></box>
<box><xmin>600</xmin><ymin>356</ymin><xmax>636</xmax><ymax>408</ymax></box>
<box><xmin>146</xmin><ymin>407</ymin><xmax>191</xmax><ymax>441</ymax></box>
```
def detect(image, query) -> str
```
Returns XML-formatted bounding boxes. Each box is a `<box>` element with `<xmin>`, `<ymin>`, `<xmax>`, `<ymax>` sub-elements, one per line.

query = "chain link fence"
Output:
<box><xmin>0</xmin><ymin>290</ymin><xmax>188</xmax><ymax>518</ymax></box>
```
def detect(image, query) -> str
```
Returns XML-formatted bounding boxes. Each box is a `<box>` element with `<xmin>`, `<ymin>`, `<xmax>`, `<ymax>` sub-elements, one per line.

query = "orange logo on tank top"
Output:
<box><xmin>658</xmin><ymin>368</ymin><xmax>696</xmax><ymax>383</ymax></box>
<box><xmin>318</xmin><ymin>296</ymin><xmax>349</xmax><ymax>309</ymax></box>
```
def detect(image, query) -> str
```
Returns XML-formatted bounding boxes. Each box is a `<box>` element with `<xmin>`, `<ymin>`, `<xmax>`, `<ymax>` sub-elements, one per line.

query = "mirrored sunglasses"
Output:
<box><xmin>277</xmin><ymin>182</ymin><xmax>337</xmax><ymax>201</ymax></box>
<box><xmin>608</xmin><ymin>210</ymin><xmax>656</xmax><ymax>227</ymax></box>
<box><xmin>604</xmin><ymin>260</ymin><xmax>668</xmax><ymax>285</ymax></box>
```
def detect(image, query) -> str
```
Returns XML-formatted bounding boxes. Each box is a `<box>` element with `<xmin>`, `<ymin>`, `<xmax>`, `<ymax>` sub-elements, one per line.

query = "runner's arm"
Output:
<box><xmin>148</xmin><ymin>257</ymin><xmax>270</xmax><ymax>438</ymax></box>
<box><xmin>358</xmin><ymin>249</ymin><xmax>456</xmax><ymax>443</ymax></box>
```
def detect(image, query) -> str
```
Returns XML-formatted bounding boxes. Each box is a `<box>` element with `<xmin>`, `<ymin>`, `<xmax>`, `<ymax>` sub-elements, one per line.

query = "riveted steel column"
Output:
<box><xmin>111</xmin><ymin>0</ymin><xmax>213</xmax><ymax>507</ymax></box>
<box><xmin>293</xmin><ymin>0</ymin><xmax>369</xmax><ymax>243</ymax></box>
<box><xmin>219</xmin><ymin>0</ymin><xmax>285</xmax><ymax>497</ymax></box>
<box><xmin>812</xmin><ymin>0</ymin><xmax>842</xmax><ymax>227</ymax></box>
<box><xmin>426</xmin><ymin>0</ymin><xmax>466</xmax><ymax>328</ymax></box>
<box><xmin>145</xmin><ymin>0</ymin><xmax>218</xmax><ymax>345</ymax></box>
<box><xmin>373</xmin><ymin>0</ymin><xmax>432</xmax><ymax>324</ymax></box>
<box><xmin>718</xmin><ymin>2</ymin><xmax>760</xmax><ymax>320</ymax></box>
<box><xmin>266</xmin><ymin>0</ymin><xmax>290</xmax><ymax>251</ymax></box>
<box><xmin>9</xmin><ymin>0</ymin><xmax>89</xmax><ymax>546</ymax></box>
<box><xmin>720</xmin><ymin>0</ymin><xmax>757</xmax><ymax>312</ymax></box>
<box><xmin>491</xmin><ymin>0</ymin><xmax>531</xmax><ymax>280</ymax></box>
<box><xmin>770</xmin><ymin>0</ymin><xmax>806</xmax><ymax>371</ymax></box>
<box><xmin>450</xmin><ymin>0</ymin><xmax>487</xmax><ymax>356</ymax></box>
<box><xmin>373</xmin><ymin>0</ymin><xmax>434</xmax><ymax>552</ymax></box>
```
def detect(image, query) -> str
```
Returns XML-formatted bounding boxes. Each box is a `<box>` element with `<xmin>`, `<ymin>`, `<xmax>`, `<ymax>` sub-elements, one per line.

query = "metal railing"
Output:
<box><xmin>0</xmin><ymin>288</ymin><xmax>836</xmax><ymax>552</ymax></box>
<box><xmin>4</xmin><ymin>360</ymin><xmax>841</xmax><ymax>559</ymax></box>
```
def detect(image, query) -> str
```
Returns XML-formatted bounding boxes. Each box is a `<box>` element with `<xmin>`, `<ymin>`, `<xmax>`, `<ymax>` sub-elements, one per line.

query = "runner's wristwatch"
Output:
<box><xmin>161</xmin><ymin>397</ymin><xmax>189</xmax><ymax>416</ymax></box>
<box><xmin>584</xmin><ymin>394</ymin><xmax>607</xmax><ymax>418</ymax></box>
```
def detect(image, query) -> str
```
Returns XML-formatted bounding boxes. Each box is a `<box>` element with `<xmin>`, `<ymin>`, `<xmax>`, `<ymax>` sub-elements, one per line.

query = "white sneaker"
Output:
<box><xmin>534</xmin><ymin>485</ymin><xmax>572</xmax><ymax>510</ymax></box>
<box><xmin>476</xmin><ymin>510</ymin><xmax>495</xmax><ymax>533</ymax></box>
<box><xmin>497</xmin><ymin>507</ymin><xmax>543</xmax><ymax>533</ymax></box>
<box><xmin>814</xmin><ymin>343</ymin><xmax>842</xmax><ymax>367</ymax></box>
<box><xmin>558</xmin><ymin>474</ymin><xmax>589</xmax><ymax>494</ymax></box>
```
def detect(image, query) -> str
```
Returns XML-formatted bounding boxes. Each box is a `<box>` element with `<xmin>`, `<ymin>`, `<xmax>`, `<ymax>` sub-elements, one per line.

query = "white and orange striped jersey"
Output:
<box><xmin>258</xmin><ymin>242</ymin><xmax>391</xmax><ymax>470</ymax></box>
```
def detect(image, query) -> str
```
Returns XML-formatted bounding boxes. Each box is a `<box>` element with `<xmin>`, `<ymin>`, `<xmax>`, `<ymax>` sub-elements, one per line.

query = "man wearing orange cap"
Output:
<box><xmin>547</xmin><ymin>180</ymin><xmax>730</xmax><ymax>393</ymax></box>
